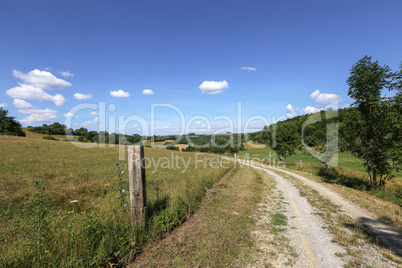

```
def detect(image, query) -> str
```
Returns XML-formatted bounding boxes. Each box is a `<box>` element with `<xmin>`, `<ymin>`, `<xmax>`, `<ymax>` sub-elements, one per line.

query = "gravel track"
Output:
<box><xmin>261</xmin><ymin>165</ymin><xmax>402</xmax><ymax>257</ymax></box>
<box><xmin>249</xmin><ymin>164</ymin><xmax>346</xmax><ymax>267</ymax></box>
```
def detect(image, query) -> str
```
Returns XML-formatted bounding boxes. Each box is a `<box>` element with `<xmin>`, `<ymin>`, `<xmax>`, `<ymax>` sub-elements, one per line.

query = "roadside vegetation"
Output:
<box><xmin>133</xmin><ymin>168</ymin><xmax>266</xmax><ymax>267</ymax></box>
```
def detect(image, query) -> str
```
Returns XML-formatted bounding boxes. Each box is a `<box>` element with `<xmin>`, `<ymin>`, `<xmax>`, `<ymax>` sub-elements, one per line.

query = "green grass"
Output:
<box><xmin>240</xmin><ymin>144</ymin><xmax>402</xmax><ymax>178</ymax></box>
<box><xmin>271</xmin><ymin>212</ymin><xmax>287</xmax><ymax>226</ymax></box>
<box><xmin>238</xmin><ymin>145</ymin><xmax>402</xmax><ymax>206</ymax></box>
<box><xmin>0</xmin><ymin>132</ymin><xmax>231</xmax><ymax>267</ymax></box>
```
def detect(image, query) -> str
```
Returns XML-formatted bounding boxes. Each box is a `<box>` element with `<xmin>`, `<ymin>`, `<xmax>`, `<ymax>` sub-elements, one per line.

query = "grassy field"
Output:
<box><xmin>0</xmin><ymin>132</ymin><xmax>231</xmax><ymax>267</ymax></box>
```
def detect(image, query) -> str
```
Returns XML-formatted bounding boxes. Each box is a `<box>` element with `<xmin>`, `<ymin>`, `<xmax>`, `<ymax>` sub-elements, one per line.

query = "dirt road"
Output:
<box><xmin>260</xmin><ymin>164</ymin><xmax>402</xmax><ymax>257</ymax></box>
<box><xmin>249</xmin><ymin>164</ymin><xmax>346</xmax><ymax>267</ymax></box>
<box><xmin>236</xmin><ymin>157</ymin><xmax>402</xmax><ymax>265</ymax></box>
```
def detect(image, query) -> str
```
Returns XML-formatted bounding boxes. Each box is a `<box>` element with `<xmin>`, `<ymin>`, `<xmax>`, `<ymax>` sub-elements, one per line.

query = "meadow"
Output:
<box><xmin>0</xmin><ymin>132</ymin><xmax>231</xmax><ymax>267</ymax></box>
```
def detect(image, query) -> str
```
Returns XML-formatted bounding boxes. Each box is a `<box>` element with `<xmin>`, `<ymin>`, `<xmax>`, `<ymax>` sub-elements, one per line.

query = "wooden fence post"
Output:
<box><xmin>300</xmin><ymin>159</ymin><xmax>303</xmax><ymax>168</ymax></box>
<box><xmin>128</xmin><ymin>145</ymin><xmax>147</xmax><ymax>225</ymax></box>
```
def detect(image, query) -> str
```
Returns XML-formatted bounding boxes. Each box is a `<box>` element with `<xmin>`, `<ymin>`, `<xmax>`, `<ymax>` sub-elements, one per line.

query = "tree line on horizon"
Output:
<box><xmin>25</xmin><ymin>121</ymin><xmax>245</xmax><ymax>154</ymax></box>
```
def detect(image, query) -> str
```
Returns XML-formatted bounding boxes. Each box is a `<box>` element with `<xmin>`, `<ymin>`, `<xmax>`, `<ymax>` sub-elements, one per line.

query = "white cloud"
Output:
<box><xmin>310</xmin><ymin>90</ymin><xmax>341</xmax><ymax>104</ymax></box>
<box><xmin>316</xmin><ymin>94</ymin><xmax>341</xmax><ymax>104</ymax></box>
<box><xmin>199</xmin><ymin>80</ymin><xmax>229</xmax><ymax>94</ymax></box>
<box><xmin>90</xmin><ymin>111</ymin><xmax>98</xmax><ymax>115</ymax></box>
<box><xmin>79</xmin><ymin>116</ymin><xmax>99</xmax><ymax>127</ymax></box>
<box><xmin>19</xmin><ymin>108</ymin><xmax>58</xmax><ymax>124</ymax></box>
<box><xmin>64</xmin><ymin>112</ymin><xmax>78</xmax><ymax>118</ymax></box>
<box><xmin>13</xmin><ymin>99</ymin><xmax>35</xmax><ymax>109</ymax></box>
<box><xmin>286</xmin><ymin>104</ymin><xmax>297</xmax><ymax>117</ymax></box>
<box><xmin>110</xmin><ymin>89</ymin><xmax>130</xmax><ymax>97</ymax></box>
<box><xmin>59</xmin><ymin>71</ymin><xmax>73</xmax><ymax>78</ymax></box>
<box><xmin>0</xmin><ymin>103</ymin><xmax>8</xmax><ymax>108</ymax></box>
<box><xmin>6</xmin><ymin>83</ymin><xmax>65</xmax><ymax>106</ymax></box>
<box><xmin>302</xmin><ymin>106</ymin><xmax>322</xmax><ymax>114</ymax></box>
<box><xmin>74</xmin><ymin>93</ymin><xmax>92</xmax><ymax>100</ymax></box>
<box><xmin>13</xmin><ymin>69</ymin><xmax>71</xmax><ymax>90</ymax></box>
<box><xmin>143</xmin><ymin>89</ymin><xmax>154</xmax><ymax>95</ymax></box>
<box><xmin>310</xmin><ymin>90</ymin><xmax>320</xmax><ymax>100</ymax></box>
<box><xmin>241</xmin><ymin>66</ymin><xmax>256</xmax><ymax>71</ymax></box>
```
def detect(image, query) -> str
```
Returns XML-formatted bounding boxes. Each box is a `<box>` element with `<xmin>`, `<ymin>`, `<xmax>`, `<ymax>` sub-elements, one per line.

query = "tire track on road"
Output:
<box><xmin>249</xmin><ymin>163</ymin><xmax>347</xmax><ymax>267</ymax></box>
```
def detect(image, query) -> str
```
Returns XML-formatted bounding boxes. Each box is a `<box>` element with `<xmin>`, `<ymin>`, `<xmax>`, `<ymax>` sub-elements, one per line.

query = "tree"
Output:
<box><xmin>344</xmin><ymin>56</ymin><xmax>400</xmax><ymax>187</ymax></box>
<box><xmin>272</xmin><ymin>121</ymin><xmax>299</xmax><ymax>166</ymax></box>
<box><xmin>302</xmin><ymin>110</ymin><xmax>338</xmax><ymax>173</ymax></box>
<box><xmin>0</xmin><ymin>108</ymin><xmax>25</xmax><ymax>137</ymax></box>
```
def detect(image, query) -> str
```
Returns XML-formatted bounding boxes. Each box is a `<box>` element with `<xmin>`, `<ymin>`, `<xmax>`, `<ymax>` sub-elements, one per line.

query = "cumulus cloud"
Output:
<box><xmin>110</xmin><ymin>89</ymin><xmax>130</xmax><ymax>97</ymax></box>
<box><xmin>6</xmin><ymin>83</ymin><xmax>66</xmax><ymax>106</ymax></box>
<box><xmin>64</xmin><ymin>112</ymin><xmax>78</xmax><ymax>118</ymax></box>
<box><xmin>310</xmin><ymin>90</ymin><xmax>320</xmax><ymax>100</ymax></box>
<box><xmin>286</xmin><ymin>104</ymin><xmax>297</xmax><ymax>117</ymax></box>
<box><xmin>302</xmin><ymin>106</ymin><xmax>322</xmax><ymax>114</ymax></box>
<box><xmin>241</xmin><ymin>66</ymin><xmax>256</xmax><ymax>71</ymax></box>
<box><xmin>79</xmin><ymin>117</ymin><xmax>99</xmax><ymax>127</ymax></box>
<box><xmin>310</xmin><ymin>90</ymin><xmax>341</xmax><ymax>104</ymax></box>
<box><xmin>0</xmin><ymin>103</ymin><xmax>8</xmax><ymax>108</ymax></box>
<box><xmin>143</xmin><ymin>89</ymin><xmax>154</xmax><ymax>95</ymax></box>
<box><xmin>13</xmin><ymin>69</ymin><xmax>71</xmax><ymax>90</ymax></box>
<box><xmin>19</xmin><ymin>108</ymin><xmax>58</xmax><ymax>124</ymax></box>
<box><xmin>59</xmin><ymin>71</ymin><xmax>73</xmax><ymax>78</ymax></box>
<box><xmin>90</xmin><ymin>111</ymin><xmax>98</xmax><ymax>115</ymax></box>
<box><xmin>199</xmin><ymin>80</ymin><xmax>229</xmax><ymax>94</ymax></box>
<box><xmin>74</xmin><ymin>93</ymin><xmax>92</xmax><ymax>100</ymax></box>
<box><xmin>13</xmin><ymin>99</ymin><xmax>35</xmax><ymax>109</ymax></box>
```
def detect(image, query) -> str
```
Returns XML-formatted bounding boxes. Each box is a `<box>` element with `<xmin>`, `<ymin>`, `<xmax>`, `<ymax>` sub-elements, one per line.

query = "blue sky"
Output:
<box><xmin>1</xmin><ymin>0</ymin><xmax>401</xmax><ymax>135</ymax></box>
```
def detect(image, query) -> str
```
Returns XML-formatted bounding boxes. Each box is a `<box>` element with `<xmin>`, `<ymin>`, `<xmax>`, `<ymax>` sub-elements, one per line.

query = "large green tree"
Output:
<box><xmin>271</xmin><ymin>121</ymin><xmax>300</xmax><ymax>166</ymax></box>
<box><xmin>0</xmin><ymin>108</ymin><xmax>25</xmax><ymax>137</ymax></box>
<box><xmin>302</xmin><ymin>110</ymin><xmax>338</xmax><ymax>173</ymax></box>
<box><xmin>344</xmin><ymin>56</ymin><xmax>401</xmax><ymax>187</ymax></box>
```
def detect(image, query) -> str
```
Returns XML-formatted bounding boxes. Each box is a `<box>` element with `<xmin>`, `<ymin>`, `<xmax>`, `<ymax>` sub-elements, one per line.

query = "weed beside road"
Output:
<box><xmin>133</xmin><ymin>167</ymin><xmax>266</xmax><ymax>267</ymax></box>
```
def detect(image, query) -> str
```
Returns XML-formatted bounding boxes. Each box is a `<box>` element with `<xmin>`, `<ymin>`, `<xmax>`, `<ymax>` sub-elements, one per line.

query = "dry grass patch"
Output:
<box><xmin>131</xmin><ymin>167</ymin><xmax>264</xmax><ymax>267</ymax></box>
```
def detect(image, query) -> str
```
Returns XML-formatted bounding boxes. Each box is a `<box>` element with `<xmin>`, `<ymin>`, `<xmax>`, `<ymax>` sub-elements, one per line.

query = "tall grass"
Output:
<box><xmin>0</xmin><ymin>133</ymin><xmax>230</xmax><ymax>267</ymax></box>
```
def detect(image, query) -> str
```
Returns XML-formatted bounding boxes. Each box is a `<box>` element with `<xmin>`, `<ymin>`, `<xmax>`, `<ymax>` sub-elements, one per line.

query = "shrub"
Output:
<box><xmin>42</xmin><ymin>136</ymin><xmax>58</xmax><ymax>140</ymax></box>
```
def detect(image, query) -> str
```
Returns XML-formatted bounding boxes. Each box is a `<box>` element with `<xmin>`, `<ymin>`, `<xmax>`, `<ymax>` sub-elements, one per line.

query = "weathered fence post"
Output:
<box><xmin>128</xmin><ymin>145</ymin><xmax>147</xmax><ymax>225</ymax></box>
<box><xmin>300</xmin><ymin>159</ymin><xmax>303</xmax><ymax>168</ymax></box>
<box><xmin>234</xmin><ymin>153</ymin><xmax>237</xmax><ymax>167</ymax></box>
